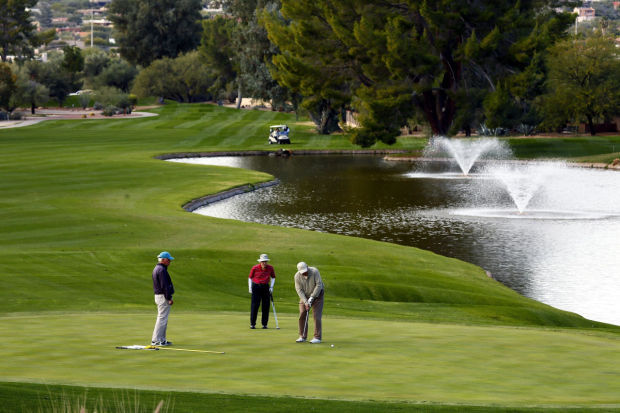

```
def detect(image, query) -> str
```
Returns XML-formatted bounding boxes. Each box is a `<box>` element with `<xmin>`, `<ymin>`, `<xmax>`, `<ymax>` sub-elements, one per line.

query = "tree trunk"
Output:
<box><xmin>310</xmin><ymin>105</ymin><xmax>341</xmax><ymax>135</ymax></box>
<box><xmin>421</xmin><ymin>90</ymin><xmax>454</xmax><ymax>136</ymax></box>
<box><xmin>587</xmin><ymin>115</ymin><xmax>596</xmax><ymax>136</ymax></box>
<box><xmin>31</xmin><ymin>102</ymin><xmax>35</xmax><ymax>114</ymax></box>
<box><xmin>236</xmin><ymin>83</ymin><xmax>242</xmax><ymax>110</ymax></box>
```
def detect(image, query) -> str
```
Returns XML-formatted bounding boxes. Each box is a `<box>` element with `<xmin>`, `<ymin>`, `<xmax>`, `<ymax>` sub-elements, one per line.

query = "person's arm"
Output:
<box><xmin>153</xmin><ymin>266</ymin><xmax>164</xmax><ymax>294</ymax></box>
<box><xmin>294</xmin><ymin>273</ymin><xmax>308</xmax><ymax>303</ymax></box>
<box><xmin>269</xmin><ymin>267</ymin><xmax>275</xmax><ymax>293</ymax></box>
<box><xmin>309</xmin><ymin>269</ymin><xmax>323</xmax><ymax>299</ymax></box>
<box><xmin>163</xmin><ymin>270</ymin><xmax>174</xmax><ymax>302</ymax></box>
<box><xmin>248</xmin><ymin>267</ymin><xmax>254</xmax><ymax>293</ymax></box>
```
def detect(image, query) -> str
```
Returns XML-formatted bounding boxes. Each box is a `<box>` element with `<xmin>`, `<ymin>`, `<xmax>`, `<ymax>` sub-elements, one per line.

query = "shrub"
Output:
<box><xmin>102</xmin><ymin>105</ymin><xmax>118</xmax><ymax>116</ymax></box>
<box><xmin>516</xmin><ymin>123</ymin><xmax>537</xmax><ymax>136</ymax></box>
<box><xmin>9</xmin><ymin>111</ymin><xmax>24</xmax><ymax>120</ymax></box>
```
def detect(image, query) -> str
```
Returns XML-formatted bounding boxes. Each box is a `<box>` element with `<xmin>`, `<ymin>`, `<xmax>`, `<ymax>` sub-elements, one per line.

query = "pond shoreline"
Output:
<box><xmin>166</xmin><ymin>149</ymin><xmax>409</xmax><ymax>211</ymax></box>
<box><xmin>169</xmin><ymin>149</ymin><xmax>618</xmax><ymax>212</ymax></box>
<box><xmin>156</xmin><ymin>148</ymin><xmax>409</xmax><ymax>161</ymax></box>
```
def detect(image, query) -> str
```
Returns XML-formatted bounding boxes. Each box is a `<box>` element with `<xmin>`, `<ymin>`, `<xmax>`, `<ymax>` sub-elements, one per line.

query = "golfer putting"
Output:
<box><xmin>294</xmin><ymin>261</ymin><xmax>324</xmax><ymax>343</ymax></box>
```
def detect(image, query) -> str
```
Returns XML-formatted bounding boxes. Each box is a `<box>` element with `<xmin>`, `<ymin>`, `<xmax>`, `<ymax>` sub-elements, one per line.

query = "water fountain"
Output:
<box><xmin>423</xmin><ymin>136</ymin><xmax>512</xmax><ymax>175</ymax></box>
<box><xmin>485</xmin><ymin>162</ymin><xmax>560</xmax><ymax>214</ymax></box>
<box><xmin>412</xmin><ymin>137</ymin><xmax>619</xmax><ymax>220</ymax></box>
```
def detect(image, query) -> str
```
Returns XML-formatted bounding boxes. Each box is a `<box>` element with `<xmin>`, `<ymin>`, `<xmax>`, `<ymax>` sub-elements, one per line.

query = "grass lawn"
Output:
<box><xmin>1</xmin><ymin>103</ymin><xmax>619</xmax><ymax>411</ymax></box>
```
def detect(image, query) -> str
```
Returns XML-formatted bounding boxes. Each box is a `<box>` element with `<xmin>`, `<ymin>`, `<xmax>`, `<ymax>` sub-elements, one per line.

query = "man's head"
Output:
<box><xmin>158</xmin><ymin>251</ymin><xmax>174</xmax><ymax>266</ymax></box>
<box><xmin>258</xmin><ymin>253</ymin><xmax>269</xmax><ymax>268</ymax></box>
<box><xmin>297</xmin><ymin>261</ymin><xmax>308</xmax><ymax>276</ymax></box>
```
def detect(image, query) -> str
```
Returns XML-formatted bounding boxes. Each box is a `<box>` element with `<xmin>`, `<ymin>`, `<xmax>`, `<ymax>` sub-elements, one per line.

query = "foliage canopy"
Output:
<box><xmin>108</xmin><ymin>0</ymin><xmax>203</xmax><ymax>67</ymax></box>
<box><xmin>264</xmin><ymin>0</ymin><xmax>574</xmax><ymax>145</ymax></box>
<box><xmin>540</xmin><ymin>33</ymin><xmax>620</xmax><ymax>135</ymax></box>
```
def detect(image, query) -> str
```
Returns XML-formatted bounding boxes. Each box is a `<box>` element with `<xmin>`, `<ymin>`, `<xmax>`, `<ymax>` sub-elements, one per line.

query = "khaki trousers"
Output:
<box><xmin>152</xmin><ymin>294</ymin><xmax>171</xmax><ymax>342</ymax></box>
<box><xmin>298</xmin><ymin>290</ymin><xmax>324</xmax><ymax>340</ymax></box>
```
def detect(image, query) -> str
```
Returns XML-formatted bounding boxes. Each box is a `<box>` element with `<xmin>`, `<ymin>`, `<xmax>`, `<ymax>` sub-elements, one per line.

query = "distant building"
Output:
<box><xmin>574</xmin><ymin>7</ymin><xmax>596</xmax><ymax>22</ymax></box>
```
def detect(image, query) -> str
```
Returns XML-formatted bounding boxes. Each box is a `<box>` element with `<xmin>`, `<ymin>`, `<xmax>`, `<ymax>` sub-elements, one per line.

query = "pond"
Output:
<box><xmin>170</xmin><ymin>155</ymin><xmax>620</xmax><ymax>326</ymax></box>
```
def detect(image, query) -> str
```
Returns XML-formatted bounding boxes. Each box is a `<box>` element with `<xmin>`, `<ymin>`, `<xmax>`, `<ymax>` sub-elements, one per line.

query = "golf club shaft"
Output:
<box><xmin>304</xmin><ymin>305</ymin><xmax>310</xmax><ymax>338</ymax></box>
<box><xmin>157</xmin><ymin>347</ymin><xmax>224</xmax><ymax>354</ymax></box>
<box><xmin>271</xmin><ymin>294</ymin><xmax>279</xmax><ymax>329</ymax></box>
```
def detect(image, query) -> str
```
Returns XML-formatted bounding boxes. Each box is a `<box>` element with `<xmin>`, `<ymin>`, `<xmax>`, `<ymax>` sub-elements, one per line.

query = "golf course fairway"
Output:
<box><xmin>1</xmin><ymin>103</ymin><xmax>619</xmax><ymax>411</ymax></box>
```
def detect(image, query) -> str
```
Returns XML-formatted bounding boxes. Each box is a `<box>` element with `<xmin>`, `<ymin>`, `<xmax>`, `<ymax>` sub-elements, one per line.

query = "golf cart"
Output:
<box><xmin>268</xmin><ymin>125</ymin><xmax>291</xmax><ymax>144</ymax></box>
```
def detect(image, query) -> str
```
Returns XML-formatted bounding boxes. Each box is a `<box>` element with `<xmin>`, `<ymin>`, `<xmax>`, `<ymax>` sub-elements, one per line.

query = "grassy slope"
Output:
<box><xmin>507</xmin><ymin>136</ymin><xmax>620</xmax><ymax>162</ymax></box>
<box><xmin>1</xmin><ymin>103</ymin><xmax>620</xmax><ymax>410</ymax></box>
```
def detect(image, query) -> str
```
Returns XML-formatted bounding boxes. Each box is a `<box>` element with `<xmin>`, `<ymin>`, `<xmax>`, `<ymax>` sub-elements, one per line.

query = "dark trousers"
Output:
<box><xmin>250</xmin><ymin>282</ymin><xmax>270</xmax><ymax>327</ymax></box>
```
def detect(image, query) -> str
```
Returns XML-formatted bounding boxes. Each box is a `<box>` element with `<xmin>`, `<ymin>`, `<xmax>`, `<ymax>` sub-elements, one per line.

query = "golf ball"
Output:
<box><xmin>330</xmin><ymin>344</ymin><xmax>334</xmax><ymax>348</ymax></box>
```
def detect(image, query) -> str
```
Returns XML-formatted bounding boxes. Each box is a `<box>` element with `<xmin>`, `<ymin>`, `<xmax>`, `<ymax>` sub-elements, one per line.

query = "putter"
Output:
<box><xmin>303</xmin><ymin>305</ymin><xmax>310</xmax><ymax>339</ymax></box>
<box><xmin>270</xmin><ymin>292</ymin><xmax>280</xmax><ymax>329</ymax></box>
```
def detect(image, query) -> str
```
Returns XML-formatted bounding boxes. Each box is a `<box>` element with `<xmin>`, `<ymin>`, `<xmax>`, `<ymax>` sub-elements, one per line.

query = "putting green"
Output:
<box><xmin>2</xmin><ymin>312</ymin><xmax>619</xmax><ymax>407</ymax></box>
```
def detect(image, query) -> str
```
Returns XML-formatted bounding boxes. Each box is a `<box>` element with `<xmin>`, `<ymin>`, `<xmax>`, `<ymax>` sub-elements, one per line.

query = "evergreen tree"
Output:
<box><xmin>0</xmin><ymin>0</ymin><xmax>39</xmax><ymax>62</ymax></box>
<box><xmin>264</xmin><ymin>0</ymin><xmax>574</xmax><ymax>145</ymax></box>
<box><xmin>108</xmin><ymin>0</ymin><xmax>202</xmax><ymax>67</ymax></box>
<box><xmin>200</xmin><ymin>15</ymin><xmax>238</xmax><ymax>103</ymax></box>
<box><xmin>0</xmin><ymin>62</ymin><xmax>17</xmax><ymax>111</ymax></box>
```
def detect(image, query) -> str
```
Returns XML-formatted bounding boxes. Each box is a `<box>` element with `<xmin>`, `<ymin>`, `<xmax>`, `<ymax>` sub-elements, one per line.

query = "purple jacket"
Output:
<box><xmin>152</xmin><ymin>263</ymin><xmax>175</xmax><ymax>300</ymax></box>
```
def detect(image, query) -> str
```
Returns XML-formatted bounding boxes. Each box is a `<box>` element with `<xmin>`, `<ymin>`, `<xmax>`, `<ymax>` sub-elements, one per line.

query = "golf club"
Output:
<box><xmin>270</xmin><ymin>292</ymin><xmax>280</xmax><ymax>329</ymax></box>
<box><xmin>153</xmin><ymin>346</ymin><xmax>225</xmax><ymax>354</ymax></box>
<box><xmin>303</xmin><ymin>306</ymin><xmax>310</xmax><ymax>339</ymax></box>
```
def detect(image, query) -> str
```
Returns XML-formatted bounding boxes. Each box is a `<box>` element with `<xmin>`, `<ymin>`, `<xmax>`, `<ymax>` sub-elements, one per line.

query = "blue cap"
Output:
<box><xmin>157</xmin><ymin>251</ymin><xmax>174</xmax><ymax>260</ymax></box>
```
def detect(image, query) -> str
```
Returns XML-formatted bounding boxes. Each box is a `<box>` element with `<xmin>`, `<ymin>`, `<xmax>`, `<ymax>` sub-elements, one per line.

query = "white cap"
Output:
<box><xmin>258</xmin><ymin>253</ymin><xmax>270</xmax><ymax>262</ymax></box>
<box><xmin>297</xmin><ymin>262</ymin><xmax>308</xmax><ymax>273</ymax></box>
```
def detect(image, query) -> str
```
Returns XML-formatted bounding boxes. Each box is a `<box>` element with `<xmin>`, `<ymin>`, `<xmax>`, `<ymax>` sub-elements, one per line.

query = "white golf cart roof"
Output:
<box><xmin>269</xmin><ymin>125</ymin><xmax>288</xmax><ymax>129</ymax></box>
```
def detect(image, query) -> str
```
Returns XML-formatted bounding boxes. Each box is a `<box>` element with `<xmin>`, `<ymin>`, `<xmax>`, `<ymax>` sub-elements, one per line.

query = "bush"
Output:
<box><xmin>93</xmin><ymin>102</ymin><xmax>104</xmax><ymax>110</ymax></box>
<box><xmin>102</xmin><ymin>105</ymin><xmax>118</xmax><ymax>116</ymax></box>
<box><xmin>9</xmin><ymin>111</ymin><xmax>25</xmax><ymax>120</ymax></box>
<box><xmin>516</xmin><ymin>123</ymin><xmax>537</xmax><ymax>136</ymax></box>
<box><xmin>478</xmin><ymin>123</ymin><xmax>509</xmax><ymax>137</ymax></box>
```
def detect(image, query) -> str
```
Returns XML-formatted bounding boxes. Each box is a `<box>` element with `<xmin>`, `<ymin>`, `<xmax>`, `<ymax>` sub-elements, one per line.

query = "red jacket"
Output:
<box><xmin>249</xmin><ymin>264</ymin><xmax>275</xmax><ymax>284</ymax></box>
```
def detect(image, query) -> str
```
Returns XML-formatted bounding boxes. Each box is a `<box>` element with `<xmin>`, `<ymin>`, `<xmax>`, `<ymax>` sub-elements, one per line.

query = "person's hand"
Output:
<box><xmin>308</xmin><ymin>297</ymin><xmax>314</xmax><ymax>306</ymax></box>
<box><xmin>168</xmin><ymin>299</ymin><xmax>173</xmax><ymax>305</ymax></box>
<box><xmin>305</xmin><ymin>303</ymin><xmax>310</xmax><ymax>310</ymax></box>
<box><xmin>249</xmin><ymin>289</ymin><xmax>252</xmax><ymax>294</ymax></box>
<box><xmin>269</xmin><ymin>287</ymin><xmax>273</xmax><ymax>294</ymax></box>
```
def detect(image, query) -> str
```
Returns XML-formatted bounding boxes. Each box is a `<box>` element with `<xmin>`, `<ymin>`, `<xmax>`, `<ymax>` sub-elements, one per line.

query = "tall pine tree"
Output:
<box><xmin>264</xmin><ymin>0</ymin><xmax>574</xmax><ymax>145</ymax></box>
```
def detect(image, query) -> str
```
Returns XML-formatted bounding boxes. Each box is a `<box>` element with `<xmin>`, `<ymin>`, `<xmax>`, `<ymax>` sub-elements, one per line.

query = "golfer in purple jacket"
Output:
<box><xmin>151</xmin><ymin>251</ymin><xmax>175</xmax><ymax>346</ymax></box>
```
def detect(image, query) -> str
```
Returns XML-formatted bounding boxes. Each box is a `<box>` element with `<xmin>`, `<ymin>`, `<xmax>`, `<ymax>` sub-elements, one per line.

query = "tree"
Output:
<box><xmin>97</xmin><ymin>58</ymin><xmax>138</xmax><ymax>92</ymax></box>
<box><xmin>37</xmin><ymin>1</ymin><xmax>54</xmax><ymax>29</ymax></box>
<box><xmin>264</xmin><ymin>0</ymin><xmax>575</xmax><ymax>145</ymax></box>
<box><xmin>108</xmin><ymin>0</ymin><xmax>203</xmax><ymax>67</ymax></box>
<box><xmin>539</xmin><ymin>34</ymin><xmax>620</xmax><ymax>136</ymax></box>
<box><xmin>62</xmin><ymin>46</ymin><xmax>84</xmax><ymax>76</ymax></box>
<box><xmin>200</xmin><ymin>16</ymin><xmax>238</xmax><ymax>103</ymax></box>
<box><xmin>12</xmin><ymin>61</ymin><xmax>50</xmax><ymax>114</ymax></box>
<box><xmin>0</xmin><ymin>62</ymin><xmax>17</xmax><ymax>111</ymax></box>
<box><xmin>0</xmin><ymin>0</ymin><xmax>39</xmax><ymax>62</ymax></box>
<box><xmin>83</xmin><ymin>48</ymin><xmax>112</xmax><ymax>85</ymax></box>
<box><xmin>226</xmin><ymin>1</ymin><xmax>292</xmax><ymax>111</ymax></box>
<box><xmin>39</xmin><ymin>56</ymin><xmax>75</xmax><ymax>107</ymax></box>
<box><xmin>262</xmin><ymin>1</ymin><xmax>354</xmax><ymax>134</ymax></box>
<box><xmin>132</xmin><ymin>51</ymin><xmax>212</xmax><ymax>103</ymax></box>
